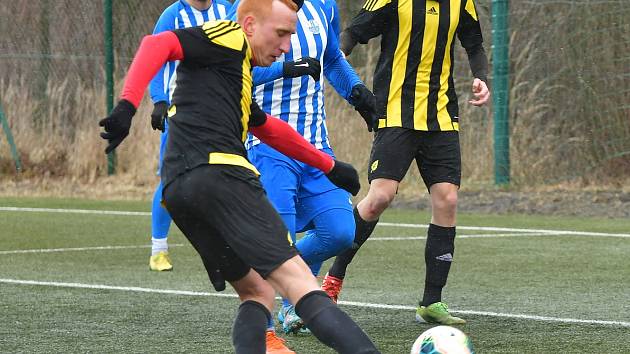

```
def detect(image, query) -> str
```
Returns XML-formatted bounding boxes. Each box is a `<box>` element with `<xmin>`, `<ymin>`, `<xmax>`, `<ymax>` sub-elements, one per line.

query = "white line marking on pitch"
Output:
<box><xmin>2</xmin><ymin>206</ymin><xmax>629</xmax><ymax>238</ymax></box>
<box><xmin>1</xmin><ymin>278</ymin><xmax>628</xmax><ymax>328</ymax></box>
<box><xmin>0</xmin><ymin>244</ymin><xmax>186</xmax><ymax>255</ymax></box>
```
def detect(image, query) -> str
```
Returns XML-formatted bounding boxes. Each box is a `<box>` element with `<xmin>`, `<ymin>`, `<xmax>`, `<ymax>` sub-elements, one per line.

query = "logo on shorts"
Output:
<box><xmin>286</xmin><ymin>232</ymin><xmax>293</xmax><ymax>246</ymax></box>
<box><xmin>427</xmin><ymin>7</ymin><xmax>438</xmax><ymax>15</ymax></box>
<box><xmin>370</xmin><ymin>160</ymin><xmax>379</xmax><ymax>173</ymax></box>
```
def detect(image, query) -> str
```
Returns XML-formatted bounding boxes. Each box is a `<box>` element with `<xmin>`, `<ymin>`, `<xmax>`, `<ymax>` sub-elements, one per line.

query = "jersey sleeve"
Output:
<box><xmin>323</xmin><ymin>0</ymin><xmax>362</xmax><ymax>101</ymax></box>
<box><xmin>457</xmin><ymin>0</ymin><xmax>484</xmax><ymax>50</ymax></box>
<box><xmin>149</xmin><ymin>8</ymin><xmax>178</xmax><ymax>104</ymax></box>
<box><xmin>347</xmin><ymin>0</ymin><xmax>394</xmax><ymax>44</ymax></box>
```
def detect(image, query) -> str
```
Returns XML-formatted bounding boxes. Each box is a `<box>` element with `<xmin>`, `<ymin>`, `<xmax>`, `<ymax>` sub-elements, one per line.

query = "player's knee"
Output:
<box><xmin>433</xmin><ymin>190</ymin><xmax>458</xmax><ymax>213</ymax></box>
<box><xmin>364</xmin><ymin>190</ymin><xmax>394</xmax><ymax>218</ymax></box>
<box><xmin>327</xmin><ymin>222</ymin><xmax>355</xmax><ymax>254</ymax></box>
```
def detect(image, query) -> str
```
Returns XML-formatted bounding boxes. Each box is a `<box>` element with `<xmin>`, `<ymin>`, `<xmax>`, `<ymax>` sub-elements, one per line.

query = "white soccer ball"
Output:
<box><xmin>410</xmin><ymin>325</ymin><xmax>475</xmax><ymax>354</ymax></box>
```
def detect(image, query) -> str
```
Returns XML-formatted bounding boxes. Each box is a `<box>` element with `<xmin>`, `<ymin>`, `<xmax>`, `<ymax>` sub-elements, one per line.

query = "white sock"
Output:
<box><xmin>151</xmin><ymin>237</ymin><xmax>168</xmax><ymax>256</ymax></box>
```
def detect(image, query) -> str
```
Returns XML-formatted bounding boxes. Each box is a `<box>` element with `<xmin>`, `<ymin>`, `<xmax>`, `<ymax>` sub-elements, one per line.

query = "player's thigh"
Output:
<box><xmin>171</xmin><ymin>164</ymin><xmax>299</xmax><ymax>279</ymax></box>
<box><xmin>157</xmin><ymin>120</ymin><xmax>169</xmax><ymax>176</ymax></box>
<box><xmin>295</xmin><ymin>186</ymin><xmax>353</xmax><ymax>233</ymax></box>
<box><xmin>162</xmin><ymin>168</ymin><xmax>250</xmax><ymax>282</ymax></box>
<box><xmin>368</xmin><ymin>127</ymin><xmax>420</xmax><ymax>183</ymax></box>
<box><xmin>415</xmin><ymin>131</ymin><xmax>461</xmax><ymax>190</ymax></box>
<box><xmin>248</xmin><ymin>143</ymin><xmax>301</xmax><ymax>214</ymax></box>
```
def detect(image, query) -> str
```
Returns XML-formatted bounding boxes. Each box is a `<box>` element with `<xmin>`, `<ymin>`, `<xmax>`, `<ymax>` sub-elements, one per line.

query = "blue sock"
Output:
<box><xmin>152</xmin><ymin>181</ymin><xmax>172</xmax><ymax>240</ymax></box>
<box><xmin>296</xmin><ymin>208</ymin><xmax>355</xmax><ymax>267</ymax></box>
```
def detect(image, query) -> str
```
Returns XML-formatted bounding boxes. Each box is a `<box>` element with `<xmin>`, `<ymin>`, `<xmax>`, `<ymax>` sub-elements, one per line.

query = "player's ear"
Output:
<box><xmin>241</xmin><ymin>15</ymin><xmax>256</xmax><ymax>37</ymax></box>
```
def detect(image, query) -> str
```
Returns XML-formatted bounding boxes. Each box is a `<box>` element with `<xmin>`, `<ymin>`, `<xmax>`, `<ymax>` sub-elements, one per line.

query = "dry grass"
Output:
<box><xmin>1</xmin><ymin>0</ymin><xmax>629</xmax><ymax>201</ymax></box>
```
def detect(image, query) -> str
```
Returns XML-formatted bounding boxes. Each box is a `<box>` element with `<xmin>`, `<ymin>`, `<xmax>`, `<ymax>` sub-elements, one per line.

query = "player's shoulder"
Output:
<box><xmin>201</xmin><ymin>20</ymin><xmax>248</xmax><ymax>52</ymax></box>
<box><xmin>212</xmin><ymin>0</ymin><xmax>233</xmax><ymax>9</ymax></box>
<box><xmin>161</xmin><ymin>0</ymin><xmax>184</xmax><ymax>17</ymax></box>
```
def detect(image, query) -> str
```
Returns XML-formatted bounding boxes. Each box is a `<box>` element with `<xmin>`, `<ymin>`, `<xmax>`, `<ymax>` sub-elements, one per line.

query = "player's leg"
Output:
<box><xmin>324</xmin><ymin>128</ymin><xmax>418</xmax><ymax>301</ymax></box>
<box><xmin>162</xmin><ymin>166</ymin><xmax>279</xmax><ymax>354</ymax></box>
<box><xmin>150</xmin><ymin>126</ymin><xmax>173</xmax><ymax>271</ymax></box>
<box><xmin>248</xmin><ymin>143</ymin><xmax>302</xmax><ymax>335</ymax></box>
<box><xmin>265</xmin><ymin>256</ymin><xmax>380</xmax><ymax>354</ymax></box>
<box><xmin>414</xmin><ymin>131</ymin><xmax>465</xmax><ymax>325</ymax></box>
<box><xmin>169</xmin><ymin>165</ymin><xmax>379</xmax><ymax>353</ymax></box>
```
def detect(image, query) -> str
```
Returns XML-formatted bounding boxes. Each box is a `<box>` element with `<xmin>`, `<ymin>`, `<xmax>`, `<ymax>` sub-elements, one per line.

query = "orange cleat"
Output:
<box><xmin>266</xmin><ymin>330</ymin><xmax>295</xmax><ymax>354</ymax></box>
<box><xmin>321</xmin><ymin>273</ymin><xmax>344</xmax><ymax>303</ymax></box>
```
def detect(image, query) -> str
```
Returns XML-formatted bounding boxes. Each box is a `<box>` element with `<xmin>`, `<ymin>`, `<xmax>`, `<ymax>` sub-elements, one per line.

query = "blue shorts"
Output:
<box><xmin>157</xmin><ymin>119</ymin><xmax>169</xmax><ymax>176</ymax></box>
<box><xmin>247</xmin><ymin>143</ymin><xmax>353</xmax><ymax>232</ymax></box>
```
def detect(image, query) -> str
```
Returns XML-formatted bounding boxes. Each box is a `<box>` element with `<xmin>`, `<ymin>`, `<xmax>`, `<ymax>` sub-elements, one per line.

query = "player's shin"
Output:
<box><xmin>422</xmin><ymin>224</ymin><xmax>456</xmax><ymax>306</ymax></box>
<box><xmin>232</xmin><ymin>300</ymin><xmax>270</xmax><ymax>354</ymax></box>
<box><xmin>327</xmin><ymin>207</ymin><xmax>378</xmax><ymax>279</ymax></box>
<box><xmin>295</xmin><ymin>291</ymin><xmax>380</xmax><ymax>354</ymax></box>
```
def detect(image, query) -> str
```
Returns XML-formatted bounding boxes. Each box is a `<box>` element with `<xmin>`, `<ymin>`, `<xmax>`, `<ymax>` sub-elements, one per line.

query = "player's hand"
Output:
<box><xmin>326</xmin><ymin>160</ymin><xmax>360</xmax><ymax>196</ymax></box>
<box><xmin>469</xmin><ymin>78</ymin><xmax>489</xmax><ymax>106</ymax></box>
<box><xmin>350</xmin><ymin>84</ymin><xmax>379</xmax><ymax>132</ymax></box>
<box><xmin>151</xmin><ymin>101</ymin><xmax>168</xmax><ymax>132</ymax></box>
<box><xmin>99</xmin><ymin>99</ymin><xmax>136</xmax><ymax>154</ymax></box>
<box><xmin>283</xmin><ymin>57</ymin><xmax>321</xmax><ymax>81</ymax></box>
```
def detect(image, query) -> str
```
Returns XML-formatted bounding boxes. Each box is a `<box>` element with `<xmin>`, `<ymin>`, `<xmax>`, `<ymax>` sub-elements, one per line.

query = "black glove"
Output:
<box><xmin>151</xmin><ymin>101</ymin><xmax>168</xmax><ymax>132</ymax></box>
<box><xmin>99</xmin><ymin>99</ymin><xmax>136</xmax><ymax>154</ymax></box>
<box><xmin>326</xmin><ymin>160</ymin><xmax>360</xmax><ymax>196</ymax></box>
<box><xmin>350</xmin><ymin>84</ymin><xmax>379</xmax><ymax>132</ymax></box>
<box><xmin>283</xmin><ymin>57</ymin><xmax>321</xmax><ymax>81</ymax></box>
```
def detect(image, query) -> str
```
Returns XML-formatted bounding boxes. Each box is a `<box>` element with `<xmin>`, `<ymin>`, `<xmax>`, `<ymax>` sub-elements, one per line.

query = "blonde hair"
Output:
<box><xmin>237</xmin><ymin>0</ymin><xmax>298</xmax><ymax>22</ymax></box>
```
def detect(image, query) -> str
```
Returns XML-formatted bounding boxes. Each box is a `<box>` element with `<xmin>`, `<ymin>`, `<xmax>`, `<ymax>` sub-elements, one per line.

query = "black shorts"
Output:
<box><xmin>367</xmin><ymin>127</ymin><xmax>461</xmax><ymax>190</ymax></box>
<box><xmin>162</xmin><ymin>164</ymin><xmax>298</xmax><ymax>282</ymax></box>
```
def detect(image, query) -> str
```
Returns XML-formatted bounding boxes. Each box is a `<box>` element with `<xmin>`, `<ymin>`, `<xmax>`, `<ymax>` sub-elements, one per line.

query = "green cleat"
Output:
<box><xmin>415</xmin><ymin>302</ymin><xmax>466</xmax><ymax>325</ymax></box>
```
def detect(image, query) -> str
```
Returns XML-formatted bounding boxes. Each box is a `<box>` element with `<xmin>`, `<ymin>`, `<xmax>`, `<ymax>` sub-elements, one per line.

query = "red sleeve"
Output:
<box><xmin>121</xmin><ymin>31</ymin><xmax>184</xmax><ymax>108</ymax></box>
<box><xmin>249</xmin><ymin>114</ymin><xmax>335</xmax><ymax>173</ymax></box>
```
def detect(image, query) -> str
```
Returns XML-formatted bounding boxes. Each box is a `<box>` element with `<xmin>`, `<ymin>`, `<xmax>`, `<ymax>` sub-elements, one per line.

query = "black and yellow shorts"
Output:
<box><xmin>367</xmin><ymin>127</ymin><xmax>461</xmax><ymax>190</ymax></box>
<box><xmin>163</xmin><ymin>164</ymin><xmax>298</xmax><ymax>282</ymax></box>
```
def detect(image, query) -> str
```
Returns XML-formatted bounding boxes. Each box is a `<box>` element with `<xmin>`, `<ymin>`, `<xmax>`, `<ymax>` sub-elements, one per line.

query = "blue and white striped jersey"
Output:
<box><xmin>229</xmin><ymin>0</ymin><xmax>363</xmax><ymax>150</ymax></box>
<box><xmin>149</xmin><ymin>0</ymin><xmax>232</xmax><ymax>104</ymax></box>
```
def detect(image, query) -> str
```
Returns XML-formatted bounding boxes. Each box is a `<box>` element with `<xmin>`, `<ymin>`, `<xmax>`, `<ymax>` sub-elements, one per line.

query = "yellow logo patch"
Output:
<box><xmin>286</xmin><ymin>232</ymin><xmax>293</xmax><ymax>246</ymax></box>
<box><xmin>371</xmin><ymin>160</ymin><xmax>379</xmax><ymax>172</ymax></box>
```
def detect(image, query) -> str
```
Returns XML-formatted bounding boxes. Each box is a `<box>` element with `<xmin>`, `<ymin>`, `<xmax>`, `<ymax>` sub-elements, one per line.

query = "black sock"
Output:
<box><xmin>328</xmin><ymin>207</ymin><xmax>379</xmax><ymax>279</ymax></box>
<box><xmin>232</xmin><ymin>300</ymin><xmax>270</xmax><ymax>354</ymax></box>
<box><xmin>421</xmin><ymin>224</ymin><xmax>456</xmax><ymax>307</ymax></box>
<box><xmin>295</xmin><ymin>291</ymin><xmax>380</xmax><ymax>354</ymax></box>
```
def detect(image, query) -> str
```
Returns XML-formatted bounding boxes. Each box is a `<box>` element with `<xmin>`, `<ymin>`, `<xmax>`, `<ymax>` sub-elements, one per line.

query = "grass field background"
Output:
<box><xmin>1</xmin><ymin>197</ymin><xmax>629</xmax><ymax>353</ymax></box>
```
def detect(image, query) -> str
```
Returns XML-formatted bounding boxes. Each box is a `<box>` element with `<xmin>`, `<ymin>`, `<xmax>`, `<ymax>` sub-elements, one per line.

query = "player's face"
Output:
<box><xmin>249</xmin><ymin>1</ymin><xmax>296</xmax><ymax>66</ymax></box>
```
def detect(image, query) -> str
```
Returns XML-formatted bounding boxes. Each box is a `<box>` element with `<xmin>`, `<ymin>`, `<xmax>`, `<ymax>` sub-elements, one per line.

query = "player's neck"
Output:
<box><xmin>185</xmin><ymin>0</ymin><xmax>212</xmax><ymax>11</ymax></box>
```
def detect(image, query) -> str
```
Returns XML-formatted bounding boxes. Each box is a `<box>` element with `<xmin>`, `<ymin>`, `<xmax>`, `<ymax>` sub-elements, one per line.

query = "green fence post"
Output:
<box><xmin>492</xmin><ymin>0</ymin><xmax>510</xmax><ymax>185</ymax></box>
<box><xmin>0</xmin><ymin>104</ymin><xmax>22</xmax><ymax>173</ymax></box>
<box><xmin>104</xmin><ymin>0</ymin><xmax>116</xmax><ymax>175</ymax></box>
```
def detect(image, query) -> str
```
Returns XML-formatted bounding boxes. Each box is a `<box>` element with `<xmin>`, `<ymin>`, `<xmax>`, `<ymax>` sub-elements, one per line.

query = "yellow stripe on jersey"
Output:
<box><xmin>386</xmin><ymin>0</ymin><xmax>412</xmax><ymax>128</ymax></box>
<box><xmin>436</xmin><ymin>0</ymin><xmax>460</xmax><ymax>131</ymax></box>
<box><xmin>240</xmin><ymin>37</ymin><xmax>254</xmax><ymax>142</ymax></box>
<box><xmin>465</xmin><ymin>0</ymin><xmax>478</xmax><ymax>21</ymax></box>
<box><xmin>363</xmin><ymin>0</ymin><xmax>392</xmax><ymax>12</ymax></box>
<box><xmin>413</xmin><ymin>1</ymin><xmax>440</xmax><ymax>131</ymax></box>
<box><xmin>203</xmin><ymin>21</ymin><xmax>244</xmax><ymax>51</ymax></box>
<box><xmin>208</xmin><ymin>153</ymin><xmax>260</xmax><ymax>175</ymax></box>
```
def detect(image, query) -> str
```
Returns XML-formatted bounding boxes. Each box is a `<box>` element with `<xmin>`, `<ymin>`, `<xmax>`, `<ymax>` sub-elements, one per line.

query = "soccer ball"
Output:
<box><xmin>410</xmin><ymin>325</ymin><xmax>475</xmax><ymax>354</ymax></box>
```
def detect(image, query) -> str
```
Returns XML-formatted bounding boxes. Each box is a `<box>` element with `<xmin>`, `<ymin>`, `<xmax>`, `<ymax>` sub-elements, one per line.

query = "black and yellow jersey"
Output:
<box><xmin>348</xmin><ymin>0</ymin><xmax>483</xmax><ymax>131</ymax></box>
<box><xmin>161</xmin><ymin>20</ymin><xmax>266</xmax><ymax>186</ymax></box>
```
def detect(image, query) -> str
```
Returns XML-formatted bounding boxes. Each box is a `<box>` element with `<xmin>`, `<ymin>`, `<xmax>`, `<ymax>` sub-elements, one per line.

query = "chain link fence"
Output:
<box><xmin>1</xmin><ymin>0</ymin><xmax>629</xmax><ymax>192</ymax></box>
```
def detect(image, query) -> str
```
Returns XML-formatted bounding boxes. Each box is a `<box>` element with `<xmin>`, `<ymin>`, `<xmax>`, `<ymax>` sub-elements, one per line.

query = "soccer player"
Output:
<box><xmin>227</xmin><ymin>0</ymin><xmax>379</xmax><ymax>337</ymax></box>
<box><xmin>321</xmin><ymin>0</ymin><xmax>490</xmax><ymax>325</ymax></box>
<box><xmin>147</xmin><ymin>0</ymin><xmax>322</xmax><ymax>274</ymax></box>
<box><xmin>98</xmin><ymin>0</ymin><xmax>380</xmax><ymax>353</ymax></box>
<box><xmin>147</xmin><ymin>0</ymin><xmax>232</xmax><ymax>272</ymax></box>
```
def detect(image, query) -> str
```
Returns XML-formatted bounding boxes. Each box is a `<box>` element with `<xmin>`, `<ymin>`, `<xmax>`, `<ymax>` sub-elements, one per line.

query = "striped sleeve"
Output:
<box><xmin>149</xmin><ymin>7</ymin><xmax>178</xmax><ymax>104</ymax></box>
<box><xmin>457</xmin><ymin>0</ymin><xmax>484</xmax><ymax>49</ymax></box>
<box><xmin>347</xmin><ymin>0</ymin><xmax>394</xmax><ymax>44</ymax></box>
